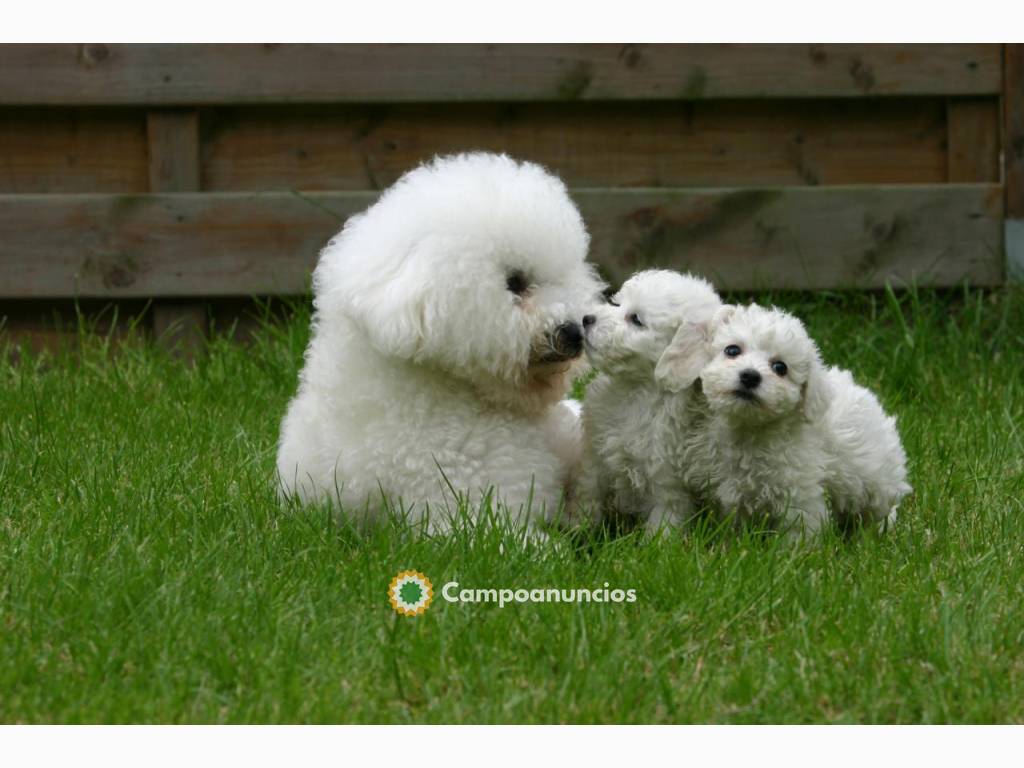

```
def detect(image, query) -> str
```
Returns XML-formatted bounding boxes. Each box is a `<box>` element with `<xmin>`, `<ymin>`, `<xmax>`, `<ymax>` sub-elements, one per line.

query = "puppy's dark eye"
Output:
<box><xmin>627</xmin><ymin>312</ymin><xmax>644</xmax><ymax>327</ymax></box>
<box><xmin>506</xmin><ymin>270</ymin><xmax>530</xmax><ymax>296</ymax></box>
<box><xmin>724</xmin><ymin>344</ymin><xmax>742</xmax><ymax>358</ymax></box>
<box><xmin>771</xmin><ymin>361</ymin><xmax>788</xmax><ymax>376</ymax></box>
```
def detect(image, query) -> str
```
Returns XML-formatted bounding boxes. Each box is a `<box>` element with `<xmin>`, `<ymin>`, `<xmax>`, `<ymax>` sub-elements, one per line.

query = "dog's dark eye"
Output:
<box><xmin>772</xmin><ymin>361</ymin><xmax>788</xmax><ymax>376</ymax></box>
<box><xmin>506</xmin><ymin>270</ymin><xmax>530</xmax><ymax>296</ymax></box>
<box><xmin>724</xmin><ymin>344</ymin><xmax>742</xmax><ymax>358</ymax></box>
<box><xmin>627</xmin><ymin>312</ymin><xmax>644</xmax><ymax>327</ymax></box>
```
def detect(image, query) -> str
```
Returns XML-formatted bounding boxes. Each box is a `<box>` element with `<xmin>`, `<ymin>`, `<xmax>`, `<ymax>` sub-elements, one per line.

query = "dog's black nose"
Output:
<box><xmin>582</xmin><ymin>314</ymin><xmax>596</xmax><ymax>328</ymax></box>
<box><xmin>553</xmin><ymin>322</ymin><xmax>583</xmax><ymax>357</ymax></box>
<box><xmin>739</xmin><ymin>369</ymin><xmax>762</xmax><ymax>390</ymax></box>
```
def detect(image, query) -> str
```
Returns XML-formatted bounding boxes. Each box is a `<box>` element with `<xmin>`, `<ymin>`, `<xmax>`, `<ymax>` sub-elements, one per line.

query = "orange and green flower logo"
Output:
<box><xmin>388</xmin><ymin>570</ymin><xmax>434</xmax><ymax>616</ymax></box>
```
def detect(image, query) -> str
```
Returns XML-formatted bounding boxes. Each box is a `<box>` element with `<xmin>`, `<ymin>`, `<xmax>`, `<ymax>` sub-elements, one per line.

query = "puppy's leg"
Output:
<box><xmin>644</xmin><ymin>486</ymin><xmax>694</xmax><ymax>538</ymax></box>
<box><xmin>569</xmin><ymin>445</ymin><xmax>607</xmax><ymax>528</ymax></box>
<box><xmin>541</xmin><ymin>399</ymin><xmax>584</xmax><ymax>491</ymax></box>
<box><xmin>775</xmin><ymin>489</ymin><xmax>830</xmax><ymax>543</ymax></box>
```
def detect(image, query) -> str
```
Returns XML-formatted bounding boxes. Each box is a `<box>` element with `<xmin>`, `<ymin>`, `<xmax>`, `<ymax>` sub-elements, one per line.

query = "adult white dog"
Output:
<box><xmin>659</xmin><ymin>303</ymin><xmax>911</xmax><ymax>539</ymax></box>
<box><xmin>577</xmin><ymin>269</ymin><xmax>722</xmax><ymax>535</ymax></box>
<box><xmin>277</xmin><ymin>153</ymin><xmax>604</xmax><ymax>532</ymax></box>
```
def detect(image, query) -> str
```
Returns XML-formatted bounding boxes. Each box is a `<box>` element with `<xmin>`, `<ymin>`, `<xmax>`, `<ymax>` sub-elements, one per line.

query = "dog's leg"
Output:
<box><xmin>643</xmin><ymin>490</ymin><xmax>694</xmax><ymax>539</ymax></box>
<box><xmin>569</xmin><ymin>446</ymin><xmax>607</xmax><ymax>528</ymax></box>
<box><xmin>776</xmin><ymin>489</ymin><xmax>830</xmax><ymax>543</ymax></box>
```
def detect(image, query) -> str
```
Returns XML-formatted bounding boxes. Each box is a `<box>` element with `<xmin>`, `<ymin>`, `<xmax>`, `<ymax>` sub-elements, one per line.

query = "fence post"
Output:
<box><xmin>1006</xmin><ymin>45</ymin><xmax>1024</xmax><ymax>282</ymax></box>
<box><xmin>947</xmin><ymin>98</ymin><xmax>1000</xmax><ymax>183</ymax></box>
<box><xmin>147</xmin><ymin>109</ymin><xmax>208</xmax><ymax>356</ymax></box>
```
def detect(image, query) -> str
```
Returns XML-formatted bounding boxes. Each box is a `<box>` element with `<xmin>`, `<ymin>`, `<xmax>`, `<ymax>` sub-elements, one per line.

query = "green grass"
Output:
<box><xmin>2</xmin><ymin>287</ymin><xmax>1023</xmax><ymax>723</ymax></box>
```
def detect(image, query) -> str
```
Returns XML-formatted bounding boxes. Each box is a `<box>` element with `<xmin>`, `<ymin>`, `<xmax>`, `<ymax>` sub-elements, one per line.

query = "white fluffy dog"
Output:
<box><xmin>658</xmin><ymin>303</ymin><xmax>911</xmax><ymax>539</ymax></box>
<box><xmin>277</xmin><ymin>153</ymin><xmax>604</xmax><ymax>531</ymax></box>
<box><xmin>577</xmin><ymin>269</ymin><xmax>722</xmax><ymax>534</ymax></box>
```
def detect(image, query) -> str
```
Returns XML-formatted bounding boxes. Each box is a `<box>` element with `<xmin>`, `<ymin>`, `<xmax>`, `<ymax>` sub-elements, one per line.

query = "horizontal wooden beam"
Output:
<box><xmin>198</xmin><ymin>99</ymin><xmax>952</xmax><ymax>191</ymax></box>
<box><xmin>589</xmin><ymin>185</ymin><xmax>1003</xmax><ymax>290</ymax></box>
<box><xmin>0</xmin><ymin>99</ymin><xmax>958</xmax><ymax>194</ymax></box>
<box><xmin>0</xmin><ymin>186</ymin><xmax>1003</xmax><ymax>296</ymax></box>
<box><xmin>0</xmin><ymin>44</ymin><xmax>1001</xmax><ymax>105</ymax></box>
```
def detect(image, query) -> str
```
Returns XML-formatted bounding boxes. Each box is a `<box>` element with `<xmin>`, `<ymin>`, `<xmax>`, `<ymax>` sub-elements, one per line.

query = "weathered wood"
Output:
<box><xmin>147</xmin><ymin>109</ymin><xmax>207</xmax><ymax>355</ymax></box>
<box><xmin>585</xmin><ymin>186</ymin><xmax>1003</xmax><ymax>288</ymax></box>
<box><xmin>946</xmin><ymin>98</ymin><xmax>1000</xmax><ymax>182</ymax></box>
<box><xmin>0</xmin><ymin>186</ymin><xmax>1003</xmax><ymax>297</ymax></box>
<box><xmin>203</xmin><ymin>100</ymin><xmax>948</xmax><ymax>191</ymax></box>
<box><xmin>0</xmin><ymin>108</ymin><xmax>148</xmax><ymax>192</ymax></box>
<box><xmin>0</xmin><ymin>100</ymin><xmax>949</xmax><ymax>193</ymax></box>
<box><xmin>147</xmin><ymin>111</ymin><xmax>200</xmax><ymax>190</ymax></box>
<box><xmin>0</xmin><ymin>44</ymin><xmax>1000</xmax><ymax>105</ymax></box>
<box><xmin>0</xmin><ymin>191</ymin><xmax>347</xmax><ymax>298</ymax></box>
<box><xmin>1005</xmin><ymin>45</ymin><xmax>1024</xmax><ymax>216</ymax></box>
<box><xmin>1006</xmin><ymin>45</ymin><xmax>1024</xmax><ymax>281</ymax></box>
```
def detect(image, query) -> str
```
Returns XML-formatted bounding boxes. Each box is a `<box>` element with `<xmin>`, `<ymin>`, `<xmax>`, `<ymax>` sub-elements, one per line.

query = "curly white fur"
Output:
<box><xmin>659</xmin><ymin>303</ymin><xmax>911</xmax><ymax>540</ymax></box>
<box><xmin>576</xmin><ymin>270</ymin><xmax>722</xmax><ymax>535</ymax></box>
<box><xmin>276</xmin><ymin>152</ymin><xmax>604</xmax><ymax>531</ymax></box>
<box><xmin>820</xmin><ymin>367</ymin><xmax>911</xmax><ymax>530</ymax></box>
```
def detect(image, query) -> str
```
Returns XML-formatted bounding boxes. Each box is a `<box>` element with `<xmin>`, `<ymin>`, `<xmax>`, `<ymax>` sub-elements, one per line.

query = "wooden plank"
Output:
<box><xmin>946</xmin><ymin>98</ymin><xmax>1000</xmax><ymax>182</ymax></box>
<box><xmin>202</xmin><ymin>100</ymin><xmax>948</xmax><ymax>191</ymax></box>
<box><xmin>147</xmin><ymin>110</ymin><xmax>207</xmax><ymax>355</ymax></box>
<box><xmin>0</xmin><ymin>186</ymin><xmax>1003</xmax><ymax>297</ymax></box>
<box><xmin>0</xmin><ymin>44</ymin><xmax>1001</xmax><ymax>105</ymax></box>
<box><xmin>0</xmin><ymin>108</ymin><xmax>148</xmax><ymax>192</ymax></box>
<box><xmin>2</xmin><ymin>101</ymin><xmax>946</xmax><ymax>195</ymax></box>
<box><xmin>585</xmin><ymin>186</ymin><xmax>1003</xmax><ymax>289</ymax></box>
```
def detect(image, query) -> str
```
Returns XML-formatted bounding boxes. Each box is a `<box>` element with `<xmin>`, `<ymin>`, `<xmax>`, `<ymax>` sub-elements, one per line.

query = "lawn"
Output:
<box><xmin>2</xmin><ymin>287</ymin><xmax>1023</xmax><ymax>723</ymax></box>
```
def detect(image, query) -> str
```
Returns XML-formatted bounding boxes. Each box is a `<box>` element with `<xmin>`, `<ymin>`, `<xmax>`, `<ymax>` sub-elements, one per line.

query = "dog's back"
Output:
<box><xmin>821</xmin><ymin>366</ymin><xmax>911</xmax><ymax>528</ymax></box>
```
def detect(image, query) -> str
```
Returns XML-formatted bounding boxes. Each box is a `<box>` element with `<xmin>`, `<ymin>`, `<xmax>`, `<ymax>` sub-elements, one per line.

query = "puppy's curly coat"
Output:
<box><xmin>659</xmin><ymin>303</ymin><xmax>912</xmax><ymax>539</ymax></box>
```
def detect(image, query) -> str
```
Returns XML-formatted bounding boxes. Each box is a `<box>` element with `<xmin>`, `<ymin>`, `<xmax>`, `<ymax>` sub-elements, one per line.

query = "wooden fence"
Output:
<box><xmin>0</xmin><ymin>44</ymin><xmax>1020</xmax><ymax>346</ymax></box>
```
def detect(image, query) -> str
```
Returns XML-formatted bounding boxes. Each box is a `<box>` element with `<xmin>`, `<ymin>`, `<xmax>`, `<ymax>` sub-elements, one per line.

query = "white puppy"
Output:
<box><xmin>658</xmin><ymin>303</ymin><xmax>911</xmax><ymax>539</ymax></box>
<box><xmin>577</xmin><ymin>270</ymin><xmax>722</xmax><ymax>535</ymax></box>
<box><xmin>277</xmin><ymin>153</ymin><xmax>604</xmax><ymax>532</ymax></box>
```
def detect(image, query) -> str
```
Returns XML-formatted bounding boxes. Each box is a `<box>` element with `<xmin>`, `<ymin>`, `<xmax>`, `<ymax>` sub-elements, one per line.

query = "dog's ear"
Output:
<box><xmin>709</xmin><ymin>304</ymin><xmax>737</xmax><ymax>331</ymax></box>
<box><xmin>316</xmin><ymin>237</ymin><xmax>432</xmax><ymax>360</ymax></box>
<box><xmin>802</xmin><ymin>355</ymin><xmax>832</xmax><ymax>422</ymax></box>
<box><xmin>654</xmin><ymin>304</ymin><xmax>736</xmax><ymax>392</ymax></box>
<box><xmin>653</xmin><ymin>305</ymin><xmax>730</xmax><ymax>393</ymax></box>
<box><xmin>654</xmin><ymin>321</ymin><xmax>710</xmax><ymax>393</ymax></box>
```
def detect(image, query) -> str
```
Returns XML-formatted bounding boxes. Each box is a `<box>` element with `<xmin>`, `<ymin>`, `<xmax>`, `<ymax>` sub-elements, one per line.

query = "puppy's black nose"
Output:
<box><xmin>553</xmin><ymin>322</ymin><xmax>583</xmax><ymax>357</ymax></box>
<box><xmin>582</xmin><ymin>314</ymin><xmax>596</xmax><ymax>328</ymax></box>
<box><xmin>739</xmin><ymin>369</ymin><xmax>762</xmax><ymax>390</ymax></box>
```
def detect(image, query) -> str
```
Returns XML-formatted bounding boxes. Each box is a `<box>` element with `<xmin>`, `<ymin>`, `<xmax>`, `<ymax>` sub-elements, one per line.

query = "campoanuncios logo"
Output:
<box><xmin>388</xmin><ymin>568</ymin><xmax>637</xmax><ymax>615</ymax></box>
<box><xmin>388</xmin><ymin>570</ymin><xmax>434</xmax><ymax>616</ymax></box>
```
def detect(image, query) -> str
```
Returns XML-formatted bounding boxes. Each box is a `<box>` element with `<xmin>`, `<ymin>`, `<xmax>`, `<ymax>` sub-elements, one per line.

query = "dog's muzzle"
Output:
<box><xmin>534</xmin><ymin>321</ymin><xmax>584</xmax><ymax>363</ymax></box>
